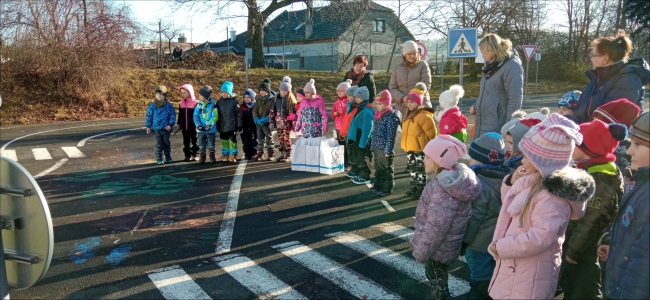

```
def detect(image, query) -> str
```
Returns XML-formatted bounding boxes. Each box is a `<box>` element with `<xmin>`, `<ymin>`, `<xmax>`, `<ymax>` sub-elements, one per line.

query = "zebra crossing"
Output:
<box><xmin>1</xmin><ymin>146</ymin><xmax>86</xmax><ymax>162</ymax></box>
<box><xmin>146</xmin><ymin>220</ymin><xmax>474</xmax><ymax>299</ymax></box>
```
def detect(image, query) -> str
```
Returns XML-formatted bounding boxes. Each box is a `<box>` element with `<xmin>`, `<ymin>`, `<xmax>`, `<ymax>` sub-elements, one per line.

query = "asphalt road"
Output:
<box><xmin>1</xmin><ymin>93</ymin><xmax>646</xmax><ymax>299</ymax></box>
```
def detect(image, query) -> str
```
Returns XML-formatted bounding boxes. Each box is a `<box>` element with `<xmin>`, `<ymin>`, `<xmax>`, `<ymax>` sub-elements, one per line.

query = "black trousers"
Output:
<box><xmin>241</xmin><ymin>128</ymin><xmax>257</xmax><ymax>158</ymax></box>
<box><xmin>559</xmin><ymin>255</ymin><xmax>602</xmax><ymax>299</ymax></box>
<box><xmin>349</xmin><ymin>141</ymin><xmax>371</xmax><ymax>180</ymax></box>
<box><xmin>373</xmin><ymin>148</ymin><xmax>394</xmax><ymax>193</ymax></box>
<box><xmin>342</xmin><ymin>136</ymin><xmax>351</xmax><ymax>167</ymax></box>
<box><xmin>181</xmin><ymin>129</ymin><xmax>199</xmax><ymax>157</ymax></box>
<box><xmin>425</xmin><ymin>259</ymin><xmax>450</xmax><ymax>300</ymax></box>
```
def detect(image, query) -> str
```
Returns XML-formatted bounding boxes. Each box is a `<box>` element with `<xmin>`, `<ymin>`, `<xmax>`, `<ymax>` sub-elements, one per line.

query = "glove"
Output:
<box><xmin>197</xmin><ymin>126</ymin><xmax>205</xmax><ymax>131</ymax></box>
<box><xmin>254</xmin><ymin>117</ymin><xmax>261</xmax><ymax>125</ymax></box>
<box><xmin>261</xmin><ymin>116</ymin><xmax>269</xmax><ymax>124</ymax></box>
<box><xmin>459</xmin><ymin>243</ymin><xmax>469</xmax><ymax>257</ymax></box>
<box><xmin>287</xmin><ymin>113</ymin><xmax>296</xmax><ymax>121</ymax></box>
<box><xmin>205</xmin><ymin>125</ymin><xmax>212</xmax><ymax>131</ymax></box>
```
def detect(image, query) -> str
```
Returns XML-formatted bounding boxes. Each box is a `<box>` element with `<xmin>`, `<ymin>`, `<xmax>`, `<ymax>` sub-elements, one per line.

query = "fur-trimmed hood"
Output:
<box><xmin>438</xmin><ymin>163</ymin><xmax>482</xmax><ymax>202</ymax></box>
<box><xmin>543</xmin><ymin>167</ymin><xmax>596</xmax><ymax>202</ymax></box>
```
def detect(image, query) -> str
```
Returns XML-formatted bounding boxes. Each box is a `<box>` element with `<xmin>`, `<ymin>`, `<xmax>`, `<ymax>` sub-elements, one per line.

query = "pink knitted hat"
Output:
<box><xmin>337</xmin><ymin>79</ymin><xmax>352</xmax><ymax>91</ymax></box>
<box><xmin>519</xmin><ymin>113</ymin><xmax>583</xmax><ymax>176</ymax></box>
<box><xmin>405</xmin><ymin>82</ymin><xmax>426</xmax><ymax>106</ymax></box>
<box><xmin>424</xmin><ymin>134</ymin><xmax>467</xmax><ymax>170</ymax></box>
<box><xmin>375</xmin><ymin>89</ymin><xmax>392</xmax><ymax>106</ymax></box>
<box><xmin>303</xmin><ymin>78</ymin><xmax>316</xmax><ymax>95</ymax></box>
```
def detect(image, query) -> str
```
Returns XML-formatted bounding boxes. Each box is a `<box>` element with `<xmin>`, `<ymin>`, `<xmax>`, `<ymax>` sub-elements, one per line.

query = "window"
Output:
<box><xmin>374</xmin><ymin>20</ymin><xmax>385</xmax><ymax>33</ymax></box>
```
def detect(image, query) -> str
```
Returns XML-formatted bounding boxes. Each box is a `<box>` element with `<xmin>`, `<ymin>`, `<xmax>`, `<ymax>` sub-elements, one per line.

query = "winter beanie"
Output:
<box><xmin>155</xmin><ymin>85</ymin><xmax>168</xmax><ymax>94</ymax></box>
<box><xmin>592</xmin><ymin>98</ymin><xmax>641</xmax><ymax>128</ymax></box>
<box><xmin>198</xmin><ymin>85</ymin><xmax>212</xmax><ymax>100</ymax></box>
<box><xmin>279</xmin><ymin>76</ymin><xmax>292</xmax><ymax>91</ymax></box>
<box><xmin>346</xmin><ymin>86</ymin><xmax>359</xmax><ymax>97</ymax></box>
<box><xmin>577</xmin><ymin>120</ymin><xmax>627</xmax><ymax>164</ymax></box>
<box><xmin>405</xmin><ymin>82</ymin><xmax>427</xmax><ymax>106</ymax></box>
<box><xmin>500</xmin><ymin>110</ymin><xmax>528</xmax><ymax>136</ymax></box>
<box><xmin>630</xmin><ymin>111</ymin><xmax>650</xmax><ymax>147</ymax></box>
<box><xmin>244</xmin><ymin>88</ymin><xmax>256</xmax><ymax>100</ymax></box>
<box><xmin>439</xmin><ymin>84</ymin><xmax>464</xmax><ymax>109</ymax></box>
<box><xmin>220</xmin><ymin>81</ymin><xmax>233</xmax><ymax>96</ymax></box>
<box><xmin>558</xmin><ymin>90</ymin><xmax>581</xmax><ymax>109</ymax></box>
<box><xmin>338</xmin><ymin>79</ymin><xmax>353</xmax><ymax>91</ymax></box>
<box><xmin>303</xmin><ymin>79</ymin><xmax>316</xmax><ymax>95</ymax></box>
<box><xmin>375</xmin><ymin>89</ymin><xmax>392</xmax><ymax>106</ymax></box>
<box><xmin>519</xmin><ymin>113</ymin><xmax>583</xmax><ymax>177</ymax></box>
<box><xmin>258</xmin><ymin>78</ymin><xmax>271</xmax><ymax>93</ymax></box>
<box><xmin>423</xmin><ymin>134</ymin><xmax>467</xmax><ymax>170</ymax></box>
<box><xmin>402</xmin><ymin>40</ymin><xmax>418</xmax><ymax>54</ymax></box>
<box><xmin>526</xmin><ymin>107</ymin><xmax>550</xmax><ymax>121</ymax></box>
<box><xmin>508</xmin><ymin>118</ymin><xmax>543</xmax><ymax>153</ymax></box>
<box><xmin>354</xmin><ymin>86</ymin><xmax>370</xmax><ymax>101</ymax></box>
<box><xmin>469</xmin><ymin>132</ymin><xmax>506</xmax><ymax>166</ymax></box>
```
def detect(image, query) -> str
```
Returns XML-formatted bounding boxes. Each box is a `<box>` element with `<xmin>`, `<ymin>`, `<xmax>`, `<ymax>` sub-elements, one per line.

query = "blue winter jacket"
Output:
<box><xmin>145</xmin><ymin>101</ymin><xmax>176</xmax><ymax>130</ymax></box>
<box><xmin>370</xmin><ymin>110</ymin><xmax>400</xmax><ymax>154</ymax></box>
<box><xmin>193</xmin><ymin>98</ymin><xmax>218</xmax><ymax>133</ymax></box>
<box><xmin>605</xmin><ymin>167</ymin><xmax>649</xmax><ymax>300</ymax></box>
<box><xmin>346</xmin><ymin>101</ymin><xmax>374</xmax><ymax>148</ymax></box>
<box><xmin>574</xmin><ymin>58</ymin><xmax>649</xmax><ymax>124</ymax></box>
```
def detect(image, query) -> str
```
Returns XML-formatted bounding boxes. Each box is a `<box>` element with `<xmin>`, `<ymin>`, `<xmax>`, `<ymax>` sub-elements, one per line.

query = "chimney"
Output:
<box><xmin>178</xmin><ymin>33</ymin><xmax>187</xmax><ymax>43</ymax></box>
<box><xmin>230</xmin><ymin>30</ymin><xmax>236</xmax><ymax>42</ymax></box>
<box><xmin>305</xmin><ymin>0</ymin><xmax>313</xmax><ymax>40</ymax></box>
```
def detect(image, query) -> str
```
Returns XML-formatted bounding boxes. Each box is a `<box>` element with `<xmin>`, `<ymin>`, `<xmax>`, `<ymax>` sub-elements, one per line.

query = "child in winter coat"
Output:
<box><xmin>341</xmin><ymin>86</ymin><xmax>359</xmax><ymax>171</ymax></box>
<box><xmin>488</xmin><ymin>113</ymin><xmax>596</xmax><ymax>300</ymax></box>
<box><xmin>435</xmin><ymin>84</ymin><xmax>468</xmax><ymax>143</ymax></box>
<box><xmin>332</xmin><ymin>79</ymin><xmax>352</xmax><ymax>139</ymax></box>
<box><xmin>412</xmin><ymin>135</ymin><xmax>481</xmax><ymax>300</ymax></box>
<box><xmin>146</xmin><ymin>85</ymin><xmax>176</xmax><ymax>165</ymax></box>
<box><xmin>270</xmin><ymin>77</ymin><xmax>298</xmax><ymax>162</ymax></box>
<box><xmin>345</xmin><ymin>86</ymin><xmax>374</xmax><ymax>185</ymax></box>
<box><xmin>295</xmin><ymin>79</ymin><xmax>328</xmax><ymax>138</ymax></box>
<box><xmin>178</xmin><ymin>84</ymin><xmax>199</xmax><ymax>161</ymax></box>
<box><xmin>557</xmin><ymin>90</ymin><xmax>581</xmax><ymax>116</ymax></box>
<box><xmin>216</xmin><ymin>81</ymin><xmax>243</xmax><ymax>162</ymax></box>
<box><xmin>559</xmin><ymin>120</ymin><xmax>627</xmax><ymax>299</ymax></box>
<box><xmin>193</xmin><ymin>85</ymin><xmax>218</xmax><ymax>164</ymax></box>
<box><xmin>462</xmin><ymin>132</ymin><xmax>512</xmax><ymax>299</ymax></box>
<box><xmin>500</xmin><ymin>110</ymin><xmax>528</xmax><ymax>137</ymax></box>
<box><xmin>253</xmin><ymin>78</ymin><xmax>276</xmax><ymax>161</ymax></box>
<box><xmin>503</xmin><ymin>118</ymin><xmax>542</xmax><ymax>171</ymax></box>
<box><xmin>401</xmin><ymin>82</ymin><xmax>438</xmax><ymax>199</ymax></box>
<box><xmin>599</xmin><ymin>112</ymin><xmax>649</xmax><ymax>300</ymax></box>
<box><xmin>240</xmin><ymin>89</ymin><xmax>258</xmax><ymax>160</ymax></box>
<box><xmin>369</xmin><ymin>90</ymin><xmax>400</xmax><ymax>197</ymax></box>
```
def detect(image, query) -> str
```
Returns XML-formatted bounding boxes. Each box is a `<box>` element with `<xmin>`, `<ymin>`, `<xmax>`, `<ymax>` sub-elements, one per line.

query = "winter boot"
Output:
<box><xmin>278</xmin><ymin>151</ymin><xmax>286</xmax><ymax>162</ymax></box>
<box><xmin>199</xmin><ymin>152</ymin><xmax>206</xmax><ymax>164</ymax></box>
<box><xmin>184</xmin><ymin>156</ymin><xmax>191</xmax><ymax>162</ymax></box>
<box><xmin>405</xmin><ymin>185</ymin><xmax>417</xmax><ymax>197</ymax></box>
<box><xmin>230</xmin><ymin>154</ymin><xmax>237</xmax><ymax>163</ymax></box>
<box><xmin>209</xmin><ymin>151</ymin><xmax>216</xmax><ymax>163</ymax></box>
<box><xmin>221</xmin><ymin>155</ymin><xmax>230</xmax><ymax>162</ymax></box>
<box><xmin>190</xmin><ymin>154</ymin><xmax>197</xmax><ymax>161</ymax></box>
<box><xmin>267</xmin><ymin>150</ymin><xmax>276</xmax><ymax>161</ymax></box>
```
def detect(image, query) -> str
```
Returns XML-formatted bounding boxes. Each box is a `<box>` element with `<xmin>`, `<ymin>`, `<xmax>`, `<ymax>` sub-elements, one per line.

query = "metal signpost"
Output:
<box><xmin>448</xmin><ymin>28</ymin><xmax>478</xmax><ymax>111</ymax></box>
<box><xmin>0</xmin><ymin>157</ymin><xmax>54</xmax><ymax>299</ymax></box>
<box><xmin>535</xmin><ymin>52</ymin><xmax>541</xmax><ymax>94</ymax></box>
<box><xmin>522</xmin><ymin>45</ymin><xmax>537</xmax><ymax>105</ymax></box>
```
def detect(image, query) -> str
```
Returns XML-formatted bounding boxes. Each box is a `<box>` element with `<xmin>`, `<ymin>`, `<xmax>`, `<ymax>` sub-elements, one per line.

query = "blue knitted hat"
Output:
<box><xmin>220</xmin><ymin>81</ymin><xmax>234</xmax><ymax>96</ymax></box>
<box><xmin>558</xmin><ymin>90</ymin><xmax>581</xmax><ymax>109</ymax></box>
<box><xmin>469</xmin><ymin>132</ymin><xmax>506</xmax><ymax>165</ymax></box>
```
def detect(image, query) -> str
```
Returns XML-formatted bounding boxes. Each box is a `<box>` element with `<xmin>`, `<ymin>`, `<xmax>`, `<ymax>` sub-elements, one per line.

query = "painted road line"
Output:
<box><xmin>34</xmin><ymin>158</ymin><xmax>68</xmax><ymax>179</ymax></box>
<box><xmin>272</xmin><ymin>241</ymin><xmax>401</xmax><ymax>300</ymax></box>
<box><xmin>381</xmin><ymin>200</ymin><xmax>396</xmax><ymax>212</ymax></box>
<box><xmin>365</xmin><ymin>182</ymin><xmax>373</xmax><ymax>189</ymax></box>
<box><xmin>213</xmin><ymin>253</ymin><xmax>308</xmax><ymax>300</ymax></box>
<box><xmin>326</xmin><ymin>231</ymin><xmax>470</xmax><ymax>297</ymax></box>
<box><xmin>372</xmin><ymin>222</ymin><xmax>467</xmax><ymax>263</ymax></box>
<box><xmin>31</xmin><ymin>148</ymin><xmax>52</xmax><ymax>160</ymax></box>
<box><xmin>0</xmin><ymin>149</ymin><xmax>18</xmax><ymax>161</ymax></box>
<box><xmin>215</xmin><ymin>159</ymin><xmax>248</xmax><ymax>255</ymax></box>
<box><xmin>61</xmin><ymin>146</ymin><xmax>86</xmax><ymax>158</ymax></box>
<box><xmin>147</xmin><ymin>265</ymin><xmax>211</xmax><ymax>300</ymax></box>
<box><xmin>77</xmin><ymin>127</ymin><xmax>144</xmax><ymax>147</ymax></box>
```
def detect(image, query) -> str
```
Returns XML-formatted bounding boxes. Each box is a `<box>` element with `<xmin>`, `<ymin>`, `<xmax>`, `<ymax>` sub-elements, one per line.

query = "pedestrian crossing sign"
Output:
<box><xmin>448</xmin><ymin>28</ymin><xmax>478</xmax><ymax>58</ymax></box>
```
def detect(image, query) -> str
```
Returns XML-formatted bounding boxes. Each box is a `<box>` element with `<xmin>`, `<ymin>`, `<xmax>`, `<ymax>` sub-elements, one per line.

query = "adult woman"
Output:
<box><xmin>573</xmin><ymin>30</ymin><xmax>650</xmax><ymax>124</ymax></box>
<box><xmin>343</xmin><ymin>55</ymin><xmax>376</xmax><ymax>102</ymax></box>
<box><xmin>469</xmin><ymin>34</ymin><xmax>523</xmax><ymax>137</ymax></box>
<box><xmin>390</xmin><ymin>41</ymin><xmax>432</xmax><ymax>119</ymax></box>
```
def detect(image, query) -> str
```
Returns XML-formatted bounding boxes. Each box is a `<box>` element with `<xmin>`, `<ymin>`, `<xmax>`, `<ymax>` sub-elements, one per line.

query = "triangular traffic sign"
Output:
<box><xmin>522</xmin><ymin>45</ymin><xmax>537</xmax><ymax>62</ymax></box>
<box><xmin>452</xmin><ymin>33</ymin><xmax>474</xmax><ymax>54</ymax></box>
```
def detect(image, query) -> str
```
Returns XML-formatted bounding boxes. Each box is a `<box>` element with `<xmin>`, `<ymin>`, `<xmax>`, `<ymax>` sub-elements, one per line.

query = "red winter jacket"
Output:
<box><xmin>438</xmin><ymin>107</ymin><xmax>468</xmax><ymax>135</ymax></box>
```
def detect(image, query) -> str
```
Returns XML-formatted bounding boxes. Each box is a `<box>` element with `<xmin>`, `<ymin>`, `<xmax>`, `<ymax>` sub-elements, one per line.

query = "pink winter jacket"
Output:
<box><xmin>488</xmin><ymin>168</ymin><xmax>595</xmax><ymax>300</ymax></box>
<box><xmin>331</xmin><ymin>97</ymin><xmax>347</xmax><ymax>131</ymax></box>
<box><xmin>295</xmin><ymin>94</ymin><xmax>329</xmax><ymax>133</ymax></box>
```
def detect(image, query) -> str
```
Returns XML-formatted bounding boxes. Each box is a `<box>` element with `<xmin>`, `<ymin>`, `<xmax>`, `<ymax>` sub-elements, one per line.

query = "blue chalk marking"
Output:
<box><xmin>106</xmin><ymin>245</ymin><xmax>131</xmax><ymax>265</ymax></box>
<box><xmin>68</xmin><ymin>237</ymin><xmax>101</xmax><ymax>264</ymax></box>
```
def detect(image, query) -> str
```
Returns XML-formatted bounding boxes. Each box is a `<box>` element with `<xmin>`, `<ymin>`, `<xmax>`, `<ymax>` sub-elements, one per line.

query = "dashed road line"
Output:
<box><xmin>215</xmin><ymin>159</ymin><xmax>248</xmax><ymax>255</ymax></box>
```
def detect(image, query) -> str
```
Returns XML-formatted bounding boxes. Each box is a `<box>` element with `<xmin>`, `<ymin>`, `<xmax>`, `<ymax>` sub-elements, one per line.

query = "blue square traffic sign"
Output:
<box><xmin>448</xmin><ymin>28</ymin><xmax>478</xmax><ymax>58</ymax></box>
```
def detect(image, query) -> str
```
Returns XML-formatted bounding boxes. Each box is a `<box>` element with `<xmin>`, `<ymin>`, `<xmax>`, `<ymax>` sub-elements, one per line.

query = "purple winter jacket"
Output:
<box><xmin>412</xmin><ymin>163</ymin><xmax>482</xmax><ymax>264</ymax></box>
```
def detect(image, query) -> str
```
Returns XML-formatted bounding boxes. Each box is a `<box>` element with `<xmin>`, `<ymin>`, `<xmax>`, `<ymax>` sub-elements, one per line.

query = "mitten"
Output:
<box><xmin>197</xmin><ymin>126</ymin><xmax>205</xmax><ymax>131</ymax></box>
<box><xmin>261</xmin><ymin>116</ymin><xmax>269</xmax><ymax>124</ymax></box>
<box><xmin>254</xmin><ymin>117</ymin><xmax>261</xmax><ymax>125</ymax></box>
<box><xmin>205</xmin><ymin>125</ymin><xmax>212</xmax><ymax>131</ymax></box>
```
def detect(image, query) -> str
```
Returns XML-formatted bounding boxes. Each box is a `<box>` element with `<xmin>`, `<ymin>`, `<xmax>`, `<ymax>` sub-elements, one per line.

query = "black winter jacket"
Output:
<box><xmin>216</xmin><ymin>95</ymin><xmax>243</xmax><ymax>133</ymax></box>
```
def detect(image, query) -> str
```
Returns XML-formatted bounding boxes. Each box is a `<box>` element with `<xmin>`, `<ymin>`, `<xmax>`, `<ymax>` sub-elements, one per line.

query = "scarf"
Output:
<box><xmin>355</xmin><ymin>100</ymin><xmax>368</xmax><ymax>117</ymax></box>
<box><xmin>154</xmin><ymin>98</ymin><xmax>169</xmax><ymax>108</ymax></box>
<box><xmin>375</xmin><ymin>106</ymin><xmax>393</xmax><ymax>120</ymax></box>
<box><xmin>347</xmin><ymin>69</ymin><xmax>366</xmax><ymax>86</ymax></box>
<box><xmin>482</xmin><ymin>57</ymin><xmax>510</xmax><ymax>79</ymax></box>
<box><xmin>245</xmin><ymin>102</ymin><xmax>255</xmax><ymax>109</ymax></box>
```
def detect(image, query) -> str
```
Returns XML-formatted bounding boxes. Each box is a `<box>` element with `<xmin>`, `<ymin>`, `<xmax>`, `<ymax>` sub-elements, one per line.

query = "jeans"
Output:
<box><xmin>465</xmin><ymin>249</ymin><xmax>495</xmax><ymax>299</ymax></box>
<box><xmin>153</xmin><ymin>129</ymin><xmax>171</xmax><ymax>161</ymax></box>
<box><xmin>197</xmin><ymin>132</ymin><xmax>216</xmax><ymax>152</ymax></box>
<box><xmin>424</xmin><ymin>259</ymin><xmax>450</xmax><ymax>300</ymax></box>
<box><xmin>373</xmin><ymin>148</ymin><xmax>394</xmax><ymax>193</ymax></box>
<box><xmin>220</xmin><ymin>132</ymin><xmax>238</xmax><ymax>156</ymax></box>
<box><xmin>256</xmin><ymin>124</ymin><xmax>274</xmax><ymax>155</ymax></box>
<box><xmin>181</xmin><ymin>129</ymin><xmax>199</xmax><ymax>157</ymax></box>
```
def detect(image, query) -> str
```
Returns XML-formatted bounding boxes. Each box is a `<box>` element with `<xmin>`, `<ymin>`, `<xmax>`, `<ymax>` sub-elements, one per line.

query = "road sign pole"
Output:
<box><xmin>535</xmin><ymin>55</ymin><xmax>539</xmax><ymax>94</ymax></box>
<box><xmin>1</xmin><ymin>233</ymin><xmax>9</xmax><ymax>300</ymax></box>
<box><xmin>459</xmin><ymin>58</ymin><xmax>463</xmax><ymax>111</ymax></box>
<box><xmin>525</xmin><ymin>58</ymin><xmax>529</xmax><ymax>104</ymax></box>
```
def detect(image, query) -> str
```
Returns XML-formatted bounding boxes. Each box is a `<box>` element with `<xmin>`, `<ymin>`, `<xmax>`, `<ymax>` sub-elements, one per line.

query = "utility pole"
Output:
<box><xmin>226</xmin><ymin>26</ymin><xmax>230</xmax><ymax>65</ymax></box>
<box><xmin>283</xmin><ymin>32</ymin><xmax>286</xmax><ymax>70</ymax></box>
<box><xmin>158</xmin><ymin>21</ymin><xmax>162</xmax><ymax>68</ymax></box>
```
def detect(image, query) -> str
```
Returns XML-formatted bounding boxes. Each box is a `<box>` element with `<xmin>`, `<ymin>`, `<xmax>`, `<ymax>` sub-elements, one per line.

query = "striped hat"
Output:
<box><xmin>519</xmin><ymin>113</ymin><xmax>583</xmax><ymax>176</ymax></box>
<box><xmin>592</xmin><ymin>99</ymin><xmax>641</xmax><ymax>128</ymax></box>
<box><xmin>469</xmin><ymin>132</ymin><xmax>506</xmax><ymax>165</ymax></box>
<box><xmin>630</xmin><ymin>111</ymin><xmax>650</xmax><ymax>147</ymax></box>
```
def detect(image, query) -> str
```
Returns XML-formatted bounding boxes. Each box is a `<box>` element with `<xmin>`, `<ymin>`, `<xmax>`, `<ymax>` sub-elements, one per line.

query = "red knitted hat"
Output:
<box><xmin>577</xmin><ymin>120</ymin><xmax>628</xmax><ymax>161</ymax></box>
<box><xmin>592</xmin><ymin>99</ymin><xmax>641</xmax><ymax>128</ymax></box>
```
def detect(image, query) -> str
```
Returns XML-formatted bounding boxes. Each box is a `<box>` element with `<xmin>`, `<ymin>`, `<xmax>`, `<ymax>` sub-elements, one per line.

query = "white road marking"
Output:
<box><xmin>32</xmin><ymin>148</ymin><xmax>52</xmax><ymax>160</ymax></box>
<box><xmin>0</xmin><ymin>149</ymin><xmax>17</xmax><ymax>161</ymax></box>
<box><xmin>326</xmin><ymin>231</ymin><xmax>470</xmax><ymax>297</ymax></box>
<box><xmin>110</xmin><ymin>135</ymin><xmax>132</xmax><ymax>142</ymax></box>
<box><xmin>34</xmin><ymin>158</ymin><xmax>68</xmax><ymax>179</ymax></box>
<box><xmin>61</xmin><ymin>146</ymin><xmax>86</xmax><ymax>158</ymax></box>
<box><xmin>215</xmin><ymin>159</ymin><xmax>248</xmax><ymax>255</ymax></box>
<box><xmin>77</xmin><ymin>127</ymin><xmax>144</xmax><ymax>147</ymax></box>
<box><xmin>213</xmin><ymin>254</ymin><xmax>308</xmax><ymax>300</ymax></box>
<box><xmin>272</xmin><ymin>241</ymin><xmax>401</xmax><ymax>300</ymax></box>
<box><xmin>147</xmin><ymin>265</ymin><xmax>211</xmax><ymax>300</ymax></box>
<box><xmin>365</xmin><ymin>182</ymin><xmax>373</xmax><ymax>189</ymax></box>
<box><xmin>381</xmin><ymin>200</ymin><xmax>396</xmax><ymax>212</ymax></box>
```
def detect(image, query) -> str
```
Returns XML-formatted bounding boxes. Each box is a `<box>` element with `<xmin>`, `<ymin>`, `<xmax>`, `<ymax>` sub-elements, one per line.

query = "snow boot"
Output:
<box><xmin>199</xmin><ymin>152</ymin><xmax>206</xmax><ymax>164</ymax></box>
<box><xmin>209</xmin><ymin>151</ymin><xmax>216</xmax><ymax>163</ymax></box>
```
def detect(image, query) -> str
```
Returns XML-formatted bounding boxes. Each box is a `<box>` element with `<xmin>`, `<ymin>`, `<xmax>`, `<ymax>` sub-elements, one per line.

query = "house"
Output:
<box><xmin>209</xmin><ymin>1</ymin><xmax>416</xmax><ymax>71</ymax></box>
<box><xmin>132</xmin><ymin>39</ymin><xmax>196</xmax><ymax>63</ymax></box>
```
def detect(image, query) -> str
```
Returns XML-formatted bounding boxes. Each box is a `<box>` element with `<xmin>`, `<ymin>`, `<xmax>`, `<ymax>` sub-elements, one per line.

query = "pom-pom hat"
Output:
<box><xmin>338</xmin><ymin>79</ymin><xmax>352</xmax><ymax>91</ymax></box>
<box><xmin>508</xmin><ymin>118</ymin><xmax>543</xmax><ymax>153</ymax></box>
<box><xmin>577</xmin><ymin>120</ymin><xmax>627</xmax><ymax>163</ymax></box>
<box><xmin>303</xmin><ymin>79</ymin><xmax>316</xmax><ymax>95</ymax></box>
<box><xmin>280</xmin><ymin>76</ymin><xmax>292</xmax><ymax>91</ymax></box>
<box><xmin>592</xmin><ymin>98</ymin><xmax>641</xmax><ymax>128</ymax></box>
<box><xmin>439</xmin><ymin>84</ymin><xmax>464</xmax><ymax>109</ymax></box>
<box><xmin>258</xmin><ymin>78</ymin><xmax>271</xmax><ymax>93</ymax></box>
<box><xmin>405</xmin><ymin>82</ymin><xmax>427</xmax><ymax>106</ymax></box>
<box><xmin>375</xmin><ymin>90</ymin><xmax>392</xmax><ymax>106</ymax></box>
